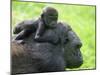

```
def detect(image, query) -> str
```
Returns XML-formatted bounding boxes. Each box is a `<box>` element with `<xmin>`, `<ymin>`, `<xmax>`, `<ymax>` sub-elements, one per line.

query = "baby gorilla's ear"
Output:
<box><xmin>41</xmin><ymin>13</ymin><xmax>44</xmax><ymax>18</ymax></box>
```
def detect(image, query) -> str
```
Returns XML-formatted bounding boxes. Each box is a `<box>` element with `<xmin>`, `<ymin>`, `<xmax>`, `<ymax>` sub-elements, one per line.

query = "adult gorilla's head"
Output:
<box><xmin>64</xmin><ymin>30</ymin><xmax>83</xmax><ymax>68</ymax></box>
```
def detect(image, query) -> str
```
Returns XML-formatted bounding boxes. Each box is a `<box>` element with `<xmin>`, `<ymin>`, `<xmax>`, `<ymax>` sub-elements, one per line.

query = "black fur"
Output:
<box><xmin>11</xmin><ymin>22</ymin><xmax>83</xmax><ymax>74</ymax></box>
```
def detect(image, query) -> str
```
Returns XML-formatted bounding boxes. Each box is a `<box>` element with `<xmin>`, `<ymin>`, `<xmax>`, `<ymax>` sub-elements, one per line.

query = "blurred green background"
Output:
<box><xmin>12</xmin><ymin>1</ymin><xmax>96</xmax><ymax>70</ymax></box>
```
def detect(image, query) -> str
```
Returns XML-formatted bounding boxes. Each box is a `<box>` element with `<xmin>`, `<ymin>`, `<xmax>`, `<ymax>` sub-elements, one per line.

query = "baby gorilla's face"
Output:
<box><xmin>44</xmin><ymin>13</ymin><xmax>58</xmax><ymax>27</ymax></box>
<box><xmin>42</xmin><ymin>7</ymin><xmax>58</xmax><ymax>28</ymax></box>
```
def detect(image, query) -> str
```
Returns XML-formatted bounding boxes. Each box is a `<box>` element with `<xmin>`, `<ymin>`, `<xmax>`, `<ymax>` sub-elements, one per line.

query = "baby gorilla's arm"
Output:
<box><xmin>35</xmin><ymin>21</ymin><xmax>45</xmax><ymax>40</ymax></box>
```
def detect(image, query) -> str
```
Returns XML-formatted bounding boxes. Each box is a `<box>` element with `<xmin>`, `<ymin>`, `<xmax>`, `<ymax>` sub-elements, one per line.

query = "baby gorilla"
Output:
<box><xmin>13</xmin><ymin>7</ymin><xmax>58</xmax><ymax>44</ymax></box>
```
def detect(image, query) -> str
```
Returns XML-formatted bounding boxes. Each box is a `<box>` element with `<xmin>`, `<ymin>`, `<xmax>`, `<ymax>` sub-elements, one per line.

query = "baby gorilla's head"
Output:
<box><xmin>41</xmin><ymin>7</ymin><xmax>58</xmax><ymax>28</ymax></box>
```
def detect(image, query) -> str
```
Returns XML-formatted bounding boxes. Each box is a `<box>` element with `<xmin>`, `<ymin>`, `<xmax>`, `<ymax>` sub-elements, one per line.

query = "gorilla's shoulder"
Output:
<box><xmin>57</xmin><ymin>22</ymin><xmax>72</xmax><ymax>32</ymax></box>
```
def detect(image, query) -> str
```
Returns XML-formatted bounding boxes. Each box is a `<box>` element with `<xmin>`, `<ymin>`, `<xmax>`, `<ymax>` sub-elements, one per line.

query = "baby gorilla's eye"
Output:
<box><xmin>48</xmin><ymin>16</ymin><xmax>57</xmax><ymax>20</ymax></box>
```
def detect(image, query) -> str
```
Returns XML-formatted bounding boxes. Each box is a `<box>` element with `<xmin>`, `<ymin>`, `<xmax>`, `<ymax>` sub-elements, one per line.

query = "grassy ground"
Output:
<box><xmin>12</xmin><ymin>1</ymin><xmax>96</xmax><ymax>70</ymax></box>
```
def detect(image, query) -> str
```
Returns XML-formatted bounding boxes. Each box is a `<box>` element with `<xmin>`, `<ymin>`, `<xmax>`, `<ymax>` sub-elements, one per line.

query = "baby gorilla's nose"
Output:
<box><xmin>49</xmin><ymin>21</ymin><xmax>57</xmax><ymax>28</ymax></box>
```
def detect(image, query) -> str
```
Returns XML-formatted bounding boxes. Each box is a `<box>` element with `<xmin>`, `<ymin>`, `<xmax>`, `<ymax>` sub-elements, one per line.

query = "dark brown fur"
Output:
<box><xmin>11</xmin><ymin>41</ymin><xmax>25</xmax><ymax>56</ymax></box>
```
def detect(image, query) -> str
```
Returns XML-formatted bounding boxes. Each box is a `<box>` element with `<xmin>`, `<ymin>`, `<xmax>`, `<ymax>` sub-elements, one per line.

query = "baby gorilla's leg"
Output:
<box><xmin>13</xmin><ymin>30</ymin><xmax>25</xmax><ymax>44</ymax></box>
<box><xmin>14</xmin><ymin>30</ymin><xmax>32</xmax><ymax>44</ymax></box>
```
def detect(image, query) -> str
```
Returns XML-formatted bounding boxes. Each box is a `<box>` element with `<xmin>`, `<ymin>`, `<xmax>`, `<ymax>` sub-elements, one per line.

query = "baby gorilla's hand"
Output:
<box><xmin>34</xmin><ymin>35</ymin><xmax>40</xmax><ymax>40</ymax></box>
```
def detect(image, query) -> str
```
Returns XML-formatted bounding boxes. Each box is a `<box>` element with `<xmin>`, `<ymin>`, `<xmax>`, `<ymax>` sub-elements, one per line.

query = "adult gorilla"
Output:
<box><xmin>11</xmin><ymin>22</ymin><xmax>83</xmax><ymax>74</ymax></box>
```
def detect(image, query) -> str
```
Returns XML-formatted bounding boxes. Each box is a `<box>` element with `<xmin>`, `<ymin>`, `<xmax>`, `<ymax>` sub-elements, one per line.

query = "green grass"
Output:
<box><xmin>12</xmin><ymin>1</ymin><xmax>96</xmax><ymax>70</ymax></box>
